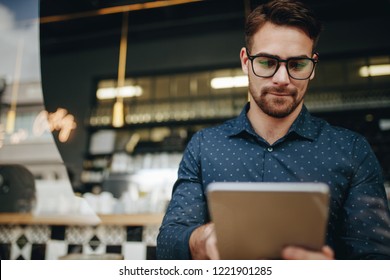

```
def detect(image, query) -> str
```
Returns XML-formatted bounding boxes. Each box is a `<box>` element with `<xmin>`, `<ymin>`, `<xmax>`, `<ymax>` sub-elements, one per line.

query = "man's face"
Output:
<box><xmin>241</xmin><ymin>22</ymin><xmax>317</xmax><ymax>118</ymax></box>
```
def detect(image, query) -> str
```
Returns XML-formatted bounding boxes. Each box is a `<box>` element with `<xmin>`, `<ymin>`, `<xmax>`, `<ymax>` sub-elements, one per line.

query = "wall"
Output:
<box><xmin>40</xmin><ymin>16</ymin><xmax>390</xmax><ymax>187</ymax></box>
<box><xmin>0</xmin><ymin>223</ymin><xmax>159</xmax><ymax>259</ymax></box>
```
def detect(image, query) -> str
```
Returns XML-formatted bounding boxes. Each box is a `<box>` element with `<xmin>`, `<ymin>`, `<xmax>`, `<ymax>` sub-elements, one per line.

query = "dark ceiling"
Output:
<box><xmin>40</xmin><ymin>0</ymin><xmax>390</xmax><ymax>54</ymax></box>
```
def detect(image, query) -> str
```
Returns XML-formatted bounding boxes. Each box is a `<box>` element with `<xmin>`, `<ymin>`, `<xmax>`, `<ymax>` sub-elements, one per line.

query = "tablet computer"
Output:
<box><xmin>207</xmin><ymin>182</ymin><xmax>329</xmax><ymax>260</ymax></box>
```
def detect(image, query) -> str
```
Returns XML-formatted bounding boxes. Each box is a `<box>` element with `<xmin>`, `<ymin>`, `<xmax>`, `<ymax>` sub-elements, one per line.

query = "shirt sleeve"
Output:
<box><xmin>336</xmin><ymin>135</ymin><xmax>390</xmax><ymax>259</ymax></box>
<box><xmin>156</xmin><ymin>131</ymin><xmax>209</xmax><ymax>259</ymax></box>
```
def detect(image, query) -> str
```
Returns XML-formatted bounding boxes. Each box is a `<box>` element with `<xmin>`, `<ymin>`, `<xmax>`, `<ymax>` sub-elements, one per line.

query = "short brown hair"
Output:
<box><xmin>245</xmin><ymin>0</ymin><xmax>322</xmax><ymax>51</ymax></box>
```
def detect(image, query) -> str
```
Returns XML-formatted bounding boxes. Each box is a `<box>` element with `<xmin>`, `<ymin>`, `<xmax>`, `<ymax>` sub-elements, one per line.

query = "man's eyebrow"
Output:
<box><xmin>252</xmin><ymin>52</ymin><xmax>280</xmax><ymax>58</ymax></box>
<box><xmin>291</xmin><ymin>54</ymin><xmax>311</xmax><ymax>59</ymax></box>
<box><xmin>252</xmin><ymin>52</ymin><xmax>311</xmax><ymax>59</ymax></box>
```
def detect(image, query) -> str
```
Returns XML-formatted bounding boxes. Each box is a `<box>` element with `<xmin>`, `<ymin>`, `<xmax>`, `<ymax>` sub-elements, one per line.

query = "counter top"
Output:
<box><xmin>0</xmin><ymin>213</ymin><xmax>164</xmax><ymax>226</ymax></box>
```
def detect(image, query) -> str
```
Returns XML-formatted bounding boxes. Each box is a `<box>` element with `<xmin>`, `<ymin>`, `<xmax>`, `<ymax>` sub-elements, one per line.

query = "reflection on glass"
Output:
<box><xmin>0</xmin><ymin>1</ymin><xmax>99</xmax><ymax>223</ymax></box>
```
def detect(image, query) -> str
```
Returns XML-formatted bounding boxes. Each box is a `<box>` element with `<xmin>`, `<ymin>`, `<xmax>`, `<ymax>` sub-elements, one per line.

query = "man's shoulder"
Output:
<box><xmin>184</xmin><ymin>119</ymin><xmax>238</xmax><ymax>152</ymax></box>
<box><xmin>310</xmin><ymin>114</ymin><xmax>364</xmax><ymax>140</ymax></box>
<box><xmin>194</xmin><ymin>117</ymin><xmax>239</xmax><ymax>138</ymax></box>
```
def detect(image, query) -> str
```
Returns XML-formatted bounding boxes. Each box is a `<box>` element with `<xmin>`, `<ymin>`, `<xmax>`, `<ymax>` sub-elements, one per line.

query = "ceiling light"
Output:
<box><xmin>211</xmin><ymin>75</ymin><xmax>248</xmax><ymax>89</ymax></box>
<box><xmin>97</xmin><ymin>86</ymin><xmax>143</xmax><ymax>100</ymax></box>
<box><xmin>359</xmin><ymin>64</ymin><xmax>390</xmax><ymax>77</ymax></box>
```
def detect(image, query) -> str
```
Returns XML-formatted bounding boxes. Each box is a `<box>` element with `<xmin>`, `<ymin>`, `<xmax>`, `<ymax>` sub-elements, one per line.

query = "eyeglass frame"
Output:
<box><xmin>245</xmin><ymin>48</ymin><xmax>319</xmax><ymax>80</ymax></box>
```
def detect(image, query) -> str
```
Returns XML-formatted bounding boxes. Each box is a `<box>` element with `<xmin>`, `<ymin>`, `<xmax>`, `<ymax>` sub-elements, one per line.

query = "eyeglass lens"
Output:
<box><xmin>252</xmin><ymin>56</ymin><xmax>315</xmax><ymax>79</ymax></box>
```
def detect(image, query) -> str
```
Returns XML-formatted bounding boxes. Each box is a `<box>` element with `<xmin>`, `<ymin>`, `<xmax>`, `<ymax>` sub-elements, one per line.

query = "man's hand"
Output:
<box><xmin>282</xmin><ymin>245</ymin><xmax>334</xmax><ymax>260</ymax></box>
<box><xmin>189</xmin><ymin>223</ymin><xmax>220</xmax><ymax>260</ymax></box>
<box><xmin>189</xmin><ymin>224</ymin><xmax>333</xmax><ymax>260</ymax></box>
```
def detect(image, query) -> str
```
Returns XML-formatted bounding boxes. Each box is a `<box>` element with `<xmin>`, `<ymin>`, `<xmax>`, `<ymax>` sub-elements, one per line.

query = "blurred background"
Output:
<box><xmin>0</xmin><ymin>0</ymin><xmax>389</xmax><ymax>259</ymax></box>
<box><xmin>40</xmin><ymin>0</ymin><xmax>390</xmax><ymax>196</ymax></box>
<box><xmin>0</xmin><ymin>0</ymin><xmax>389</xmax><ymax>216</ymax></box>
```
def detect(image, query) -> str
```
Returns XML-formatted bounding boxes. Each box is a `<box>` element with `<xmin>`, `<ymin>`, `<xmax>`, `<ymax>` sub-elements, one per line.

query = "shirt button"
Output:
<box><xmin>267</xmin><ymin>147</ymin><xmax>273</xmax><ymax>152</ymax></box>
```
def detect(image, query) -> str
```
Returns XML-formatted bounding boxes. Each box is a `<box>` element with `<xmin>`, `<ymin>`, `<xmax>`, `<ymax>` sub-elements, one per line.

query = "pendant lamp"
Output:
<box><xmin>6</xmin><ymin>38</ymin><xmax>24</xmax><ymax>133</ymax></box>
<box><xmin>112</xmin><ymin>11</ymin><xmax>129</xmax><ymax>128</ymax></box>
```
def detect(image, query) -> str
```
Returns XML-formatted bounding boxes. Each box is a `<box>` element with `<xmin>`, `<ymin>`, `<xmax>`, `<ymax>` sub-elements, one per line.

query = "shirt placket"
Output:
<box><xmin>263</xmin><ymin>144</ymin><xmax>277</xmax><ymax>182</ymax></box>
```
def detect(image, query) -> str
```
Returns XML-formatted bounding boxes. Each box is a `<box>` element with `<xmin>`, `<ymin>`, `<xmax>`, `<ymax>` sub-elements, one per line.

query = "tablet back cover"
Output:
<box><xmin>207</xmin><ymin>182</ymin><xmax>329</xmax><ymax>260</ymax></box>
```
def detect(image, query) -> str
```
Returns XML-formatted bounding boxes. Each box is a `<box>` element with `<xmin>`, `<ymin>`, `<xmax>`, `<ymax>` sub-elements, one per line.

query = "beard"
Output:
<box><xmin>249</xmin><ymin>83</ymin><xmax>304</xmax><ymax>118</ymax></box>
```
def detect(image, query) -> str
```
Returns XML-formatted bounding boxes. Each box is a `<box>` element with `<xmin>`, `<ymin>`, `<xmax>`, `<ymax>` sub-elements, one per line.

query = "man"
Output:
<box><xmin>157</xmin><ymin>0</ymin><xmax>390</xmax><ymax>259</ymax></box>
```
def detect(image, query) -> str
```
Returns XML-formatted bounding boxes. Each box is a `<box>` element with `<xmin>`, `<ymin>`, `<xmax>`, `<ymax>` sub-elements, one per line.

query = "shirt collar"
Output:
<box><xmin>286</xmin><ymin>105</ymin><xmax>317</xmax><ymax>141</ymax></box>
<box><xmin>226</xmin><ymin>102</ymin><xmax>317</xmax><ymax>141</ymax></box>
<box><xmin>226</xmin><ymin>102</ymin><xmax>253</xmax><ymax>137</ymax></box>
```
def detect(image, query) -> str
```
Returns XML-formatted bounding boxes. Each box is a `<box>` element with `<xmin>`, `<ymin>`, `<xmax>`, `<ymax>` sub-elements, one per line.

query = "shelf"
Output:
<box><xmin>98</xmin><ymin>213</ymin><xmax>164</xmax><ymax>226</ymax></box>
<box><xmin>0</xmin><ymin>213</ymin><xmax>164</xmax><ymax>226</ymax></box>
<box><xmin>80</xmin><ymin>181</ymin><xmax>103</xmax><ymax>185</ymax></box>
<box><xmin>87</xmin><ymin>116</ymin><xmax>231</xmax><ymax>131</ymax></box>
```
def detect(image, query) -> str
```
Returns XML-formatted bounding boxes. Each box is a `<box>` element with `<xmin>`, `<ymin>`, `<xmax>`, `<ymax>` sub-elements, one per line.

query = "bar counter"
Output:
<box><xmin>0</xmin><ymin>213</ymin><xmax>163</xmax><ymax>260</ymax></box>
<box><xmin>0</xmin><ymin>213</ymin><xmax>164</xmax><ymax>226</ymax></box>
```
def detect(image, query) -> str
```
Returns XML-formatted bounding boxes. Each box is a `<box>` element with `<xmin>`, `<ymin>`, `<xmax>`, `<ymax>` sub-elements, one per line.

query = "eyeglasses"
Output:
<box><xmin>246</xmin><ymin>49</ymin><xmax>319</xmax><ymax>80</ymax></box>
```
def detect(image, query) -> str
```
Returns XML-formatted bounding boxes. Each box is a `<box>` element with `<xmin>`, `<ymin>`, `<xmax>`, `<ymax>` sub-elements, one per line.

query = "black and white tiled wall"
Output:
<box><xmin>0</xmin><ymin>224</ymin><xmax>159</xmax><ymax>260</ymax></box>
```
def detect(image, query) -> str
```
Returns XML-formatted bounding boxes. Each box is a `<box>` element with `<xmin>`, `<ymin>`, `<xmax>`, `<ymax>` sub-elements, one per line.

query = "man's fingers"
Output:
<box><xmin>205</xmin><ymin>228</ymin><xmax>220</xmax><ymax>260</ymax></box>
<box><xmin>282</xmin><ymin>246</ymin><xmax>334</xmax><ymax>260</ymax></box>
<box><xmin>321</xmin><ymin>245</ymin><xmax>335</xmax><ymax>259</ymax></box>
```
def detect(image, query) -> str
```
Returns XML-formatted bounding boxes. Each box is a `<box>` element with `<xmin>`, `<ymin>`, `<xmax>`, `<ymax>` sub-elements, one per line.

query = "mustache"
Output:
<box><xmin>261</xmin><ymin>86</ymin><xmax>297</xmax><ymax>95</ymax></box>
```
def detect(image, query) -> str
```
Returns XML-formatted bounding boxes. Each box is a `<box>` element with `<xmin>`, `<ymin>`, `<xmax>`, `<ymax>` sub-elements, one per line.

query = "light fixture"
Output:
<box><xmin>40</xmin><ymin>0</ymin><xmax>203</xmax><ymax>24</ymax></box>
<box><xmin>6</xmin><ymin>38</ymin><xmax>24</xmax><ymax>134</ymax></box>
<box><xmin>97</xmin><ymin>85</ymin><xmax>142</xmax><ymax>100</ymax></box>
<box><xmin>112</xmin><ymin>11</ymin><xmax>129</xmax><ymax>128</ymax></box>
<box><xmin>359</xmin><ymin>64</ymin><xmax>390</xmax><ymax>77</ymax></box>
<box><xmin>210</xmin><ymin>75</ymin><xmax>248</xmax><ymax>89</ymax></box>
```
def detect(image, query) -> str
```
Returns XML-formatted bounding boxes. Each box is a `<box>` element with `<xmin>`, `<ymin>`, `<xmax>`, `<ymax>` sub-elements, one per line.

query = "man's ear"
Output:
<box><xmin>240</xmin><ymin>47</ymin><xmax>249</xmax><ymax>75</ymax></box>
<box><xmin>309</xmin><ymin>52</ymin><xmax>319</xmax><ymax>80</ymax></box>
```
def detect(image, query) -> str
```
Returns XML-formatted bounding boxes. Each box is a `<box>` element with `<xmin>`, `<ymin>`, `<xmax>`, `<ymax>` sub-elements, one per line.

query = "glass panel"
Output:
<box><xmin>368</xmin><ymin>56</ymin><xmax>390</xmax><ymax>84</ymax></box>
<box><xmin>155</xmin><ymin>76</ymin><xmax>170</xmax><ymax>100</ymax></box>
<box><xmin>346</xmin><ymin>58</ymin><xmax>369</xmax><ymax>86</ymax></box>
<box><xmin>175</xmin><ymin>74</ymin><xmax>190</xmax><ymax>97</ymax></box>
<box><xmin>210</xmin><ymin>69</ymin><xmax>234</xmax><ymax>95</ymax></box>
<box><xmin>94</xmin><ymin>55</ymin><xmax>390</xmax><ymax>122</ymax></box>
<box><xmin>314</xmin><ymin>60</ymin><xmax>345</xmax><ymax>88</ymax></box>
<box><xmin>135</xmin><ymin>77</ymin><xmax>151</xmax><ymax>101</ymax></box>
<box><xmin>195</xmin><ymin>72</ymin><xmax>210</xmax><ymax>97</ymax></box>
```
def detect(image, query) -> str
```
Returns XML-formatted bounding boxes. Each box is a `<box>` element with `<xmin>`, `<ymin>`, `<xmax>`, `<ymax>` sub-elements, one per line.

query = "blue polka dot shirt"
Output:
<box><xmin>157</xmin><ymin>103</ymin><xmax>390</xmax><ymax>259</ymax></box>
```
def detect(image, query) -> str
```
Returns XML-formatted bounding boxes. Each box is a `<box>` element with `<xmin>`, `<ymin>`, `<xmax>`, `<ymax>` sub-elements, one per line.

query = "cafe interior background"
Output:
<box><xmin>0</xmin><ymin>0</ymin><xmax>389</xmax><ymax>260</ymax></box>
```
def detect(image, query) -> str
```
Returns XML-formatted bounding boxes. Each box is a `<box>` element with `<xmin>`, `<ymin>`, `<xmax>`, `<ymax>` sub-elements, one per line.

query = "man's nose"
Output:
<box><xmin>272</xmin><ymin>64</ymin><xmax>290</xmax><ymax>85</ymax></box>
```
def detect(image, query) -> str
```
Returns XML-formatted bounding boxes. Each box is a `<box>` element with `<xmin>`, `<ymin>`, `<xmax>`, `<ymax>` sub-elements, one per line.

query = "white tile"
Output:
<box><xmin>96</xmin><ymin>225</ymin><xmax>126</xmax><ymax>245</ymax></box>
<box><xmin>142</xmin><ymin>225</ymin><xmax>159</xmax><ymax>246</ymax></box>
<box><xmin>83</xmin><ymin>243</ymin><xmax>106</xmax><ymax>255</ymax></box>
<box><xmin>45</xmin><ymin>240</ymin><xmax>68</xmax><ymax>260</ymax></box>
<box><xmin>66</xmin><ymin>226</ymin><xmax>94</xmax><ymax>244</ymax></box>
<box><xmin>0</xmin><ymin>225</ymin><xmax>23</xmax><ymax>243</ymax></box>
<box><xmin>11</xmin><ymin>243</ymin><xmax>31</xmax><ymax>260</ymax></box>
<box><xmin>0</xmin><ymin>225</ymin><xmax>14</xmax><ymax>243</ymax></box>
<box><xmin>25</xmin><ymin>225</ymin><xmax>50</xmax><ymax>243</ymax></box>
<box><xmin>123</xmin><ymin>242</ymin><xmax>146</xmax><ymax>260</ymax></box>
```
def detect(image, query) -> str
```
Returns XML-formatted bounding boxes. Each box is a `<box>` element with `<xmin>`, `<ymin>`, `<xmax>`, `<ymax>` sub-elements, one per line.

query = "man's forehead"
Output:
<box><xmin>251</xmin><ymin>22</ymin><xmax>314</xmax><ymax>54</ymax></box>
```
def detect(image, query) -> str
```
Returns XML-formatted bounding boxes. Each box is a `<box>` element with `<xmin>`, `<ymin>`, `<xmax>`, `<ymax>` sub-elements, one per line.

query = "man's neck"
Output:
<box><xmin>247</xmin><ymin>103</ymin><xmax>302</xmax><ymax>145</ymax></box>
